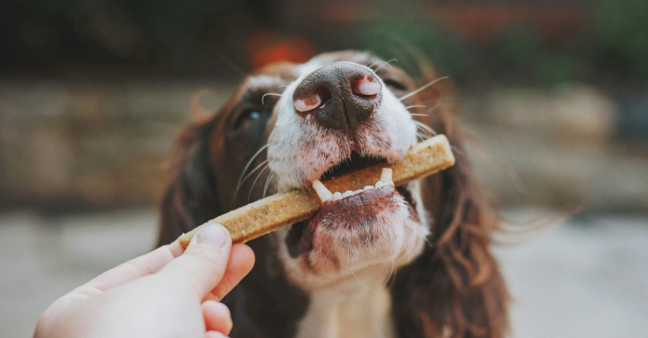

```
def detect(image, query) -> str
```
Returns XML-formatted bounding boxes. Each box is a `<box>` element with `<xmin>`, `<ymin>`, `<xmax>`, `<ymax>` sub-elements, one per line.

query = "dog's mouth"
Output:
<box><xmin>318</xmin><ymin>151</ymin><xmax>384</xmax><ymax>181</ymax></box>
<box><xmin>285</xmin><ymin>152</ymin><xmax>418</xmax><ymax>259</ymax></box>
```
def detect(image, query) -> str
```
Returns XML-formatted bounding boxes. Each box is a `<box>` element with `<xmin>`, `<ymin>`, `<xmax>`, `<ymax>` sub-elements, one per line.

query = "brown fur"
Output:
<box><xmin>157</xmin><ymin>52</ymin><xmax>508</xmax><ymax>338</ymax></box>
<box><xmin>389</xmin><ymin>67</ymin><xmax>509</xmax><ymax>338</ymax></box>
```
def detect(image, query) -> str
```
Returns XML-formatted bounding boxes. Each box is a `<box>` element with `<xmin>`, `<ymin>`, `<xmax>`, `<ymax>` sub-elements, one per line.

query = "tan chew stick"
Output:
<box><xmin>177</xmin><ymin>134</ymin><xmax>456</xmax><ymax>248</ymax></box>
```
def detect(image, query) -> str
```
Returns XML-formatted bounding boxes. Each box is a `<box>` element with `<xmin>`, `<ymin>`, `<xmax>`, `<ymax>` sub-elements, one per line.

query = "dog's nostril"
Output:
<box><xmin>294</xmin><ymin>87</ymin><xmax>331</xmax><ymax>113</ymax></box>
<box><xmin>292</xmin><ymin>62</ymin><xmax>382</xmax><ymax>132</ymax></box>
<box><xmin>351</xmin><ymin>75</ymin><xmax>382</xmax><ymax>96</ymax></box>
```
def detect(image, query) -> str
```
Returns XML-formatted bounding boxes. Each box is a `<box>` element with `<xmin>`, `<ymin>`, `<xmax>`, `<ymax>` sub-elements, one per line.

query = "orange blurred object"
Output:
<box><xmin>247</xmin><ymin>31</ymin><xmax>315</xmax><ymax>69</ymax></box>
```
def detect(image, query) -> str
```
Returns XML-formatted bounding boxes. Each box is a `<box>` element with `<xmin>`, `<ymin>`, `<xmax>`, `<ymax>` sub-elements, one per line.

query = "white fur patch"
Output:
<box><xmin>294</xmin><ymin>267</ymin><xmax>395</xmax><ymax>338</ymax></box>
<box><xmin>268</xmin><ymin>63</ymin><xmax>416</xmax><ymax>190</ymax></box>
<box><xmin>265</xmin><ymin>55</ymin><xmax>431</xmax><ymax>336</ymax></box>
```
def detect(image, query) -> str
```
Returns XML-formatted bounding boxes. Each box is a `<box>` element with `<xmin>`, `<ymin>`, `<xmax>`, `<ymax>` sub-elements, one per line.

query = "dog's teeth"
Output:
<box><xmin>380</xmin><ymin>168</ymin><xmax>393</xmax><ymax>184</ymax></box>
<box><xmin>333</xmin><ymin>192</ymin><xmax>342</xmax><ymax>199</ymax></box>
<box><xmin>375</xmin><ymin>181</ymin><xmax>385</xmax><ymax>188</ymax></box>
<box><xmin>354</xmin><ymin>189</ymin><xmax>363</xmax><ymax>194</ymax></box>
<box><xmin>312</xmin><ymin>180</ymin><xmax>333</xmax><ymax>202</ymax></box>
<box><xmin>343</xmin><ymin>190</ymin><xmax>353</xmax><ymax>197</ymax></box>
<box><xmin>364</xmin><ymin>185</ymin><xmax>373</xmax><ymax>190</ymax></box>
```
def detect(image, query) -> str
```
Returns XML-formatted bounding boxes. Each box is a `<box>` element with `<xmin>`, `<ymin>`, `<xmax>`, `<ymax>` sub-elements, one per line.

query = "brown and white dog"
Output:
<box><xmin>157</xmin><ymin>51</ymin><xmax>508</xmax><ymax>338</ymax></box>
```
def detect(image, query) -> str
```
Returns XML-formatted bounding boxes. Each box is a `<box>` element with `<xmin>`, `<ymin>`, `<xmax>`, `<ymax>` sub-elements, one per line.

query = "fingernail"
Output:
<box><xmin>197</xmin><ymin>223</ymin><xmax>228</xmax><ymax>248</ymax></box>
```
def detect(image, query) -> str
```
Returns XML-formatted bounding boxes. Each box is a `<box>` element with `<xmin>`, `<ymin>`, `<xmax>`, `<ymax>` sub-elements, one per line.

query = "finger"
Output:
<box><xmin>205</xmin><ymin>331</ymin><xmax>229</xmax><ymax>338</ymax></box>
<box><xmin>156</xmin><ymin>223</ymin><xmax>232</xmax><ymax>298</ymax></box>
<box><xmin>202</xmin><ymin>300</ymin><xmax>233</xmax><ymax>334</ymax></box>
<box><xmin>208</xmin><ymin>244</ymin><xmax>255</xmax><ymax>301</ymax></box>
<box><xmin>84</xmin><ymin>240</ymin><xmax>184</xmax><ymax>292</ymax></box>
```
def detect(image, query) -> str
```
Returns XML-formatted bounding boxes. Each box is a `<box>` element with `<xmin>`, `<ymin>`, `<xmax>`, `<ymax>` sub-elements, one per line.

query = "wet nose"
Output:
<box><xmin>292</xmin><ymin>62</ymin><xmax>382</xmax><ymax>132</ymax></box>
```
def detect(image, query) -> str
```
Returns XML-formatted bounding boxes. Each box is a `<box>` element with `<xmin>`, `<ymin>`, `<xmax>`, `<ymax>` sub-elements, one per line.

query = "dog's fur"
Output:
<box><xmin>158</xmin><ymin>51</ymin><xmax>508</xmax><ymax>338</ymax></box>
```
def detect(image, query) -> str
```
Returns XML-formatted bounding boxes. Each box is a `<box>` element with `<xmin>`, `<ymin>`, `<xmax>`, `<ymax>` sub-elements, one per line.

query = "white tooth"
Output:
<box><xmin>312</xmin><ymin>180</ymin><xmax>333</xmax><ymax>202</ymax></box>
<box><xmin>375</xmin><ymin>181</ymin><xmax>385</xmax><ymax>188</ymax></box>
<box><xmin>333</xmin><ymin>192</ymin><xmax>342</xmax><ymax>199</ymax></box>
<box><xmin>380</xmin><ymin>168</ymin><xmax>393</xmax><ymax>184</ymax></box>
<box><xmin>364</xmin><ymin>185</ymin><xmax>373</xmax><ymax>190</ymax></box>
<box><xmin>343</xmin><ymin>190</ymin><xmax>353</xmax><ymax>197</ymax></box>
<box><xmin>354</xmin><ymin>189</ymin><xmax>363</xmax><ymax>194</ymax></box>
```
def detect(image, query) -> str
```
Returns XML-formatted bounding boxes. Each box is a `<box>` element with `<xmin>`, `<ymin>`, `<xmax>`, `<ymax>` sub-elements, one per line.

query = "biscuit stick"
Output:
<box><xmin>177</xmin><ymin>134</ymin><xmax>456</xmax><ymax>248</ymax></box>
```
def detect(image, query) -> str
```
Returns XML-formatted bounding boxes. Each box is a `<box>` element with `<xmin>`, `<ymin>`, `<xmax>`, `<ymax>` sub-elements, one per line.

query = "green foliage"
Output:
<box><xmin>4</xmin><ymin>0</ymin><xmax>648</xmax><ymax>83</ymax></box>
<box><xmin>536</xmin><ymin>54</ymin><xmax>582</xmax><ymax>87</ymax></box>
<box><xmin>596</xmin><ymin>0</ymin><xmax>648</xmax><ymax>75</ymax></box>
<box><xmin>358</xmin><ymin>22</ymin><xmax>473</xmax><ymax>80</ymax></box>
<box><xmin>495</xmin><ymin>24</ymin><xmax>582</xmax><ymax>87</ymax></box>
<box><xmin>0</xmin><ymin>0</ymin><xmax>247</xmax><ymax>71</ymax></box>
<box><xmin>497</xmin><ymin>25</ymin><xmax>542</xmax><ymax>67</ymax></box>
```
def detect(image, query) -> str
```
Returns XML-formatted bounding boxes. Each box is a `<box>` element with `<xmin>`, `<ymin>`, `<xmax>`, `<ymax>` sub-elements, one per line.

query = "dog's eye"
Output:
<box><xmin>233</xmin><ymin>108</ymin><xmax>263</xmax><ymax>130</ymax></box>
<box><xmin>383</xmin><ymin>79</ymin><xmax>407</xmax><ymax>92</ymax></box>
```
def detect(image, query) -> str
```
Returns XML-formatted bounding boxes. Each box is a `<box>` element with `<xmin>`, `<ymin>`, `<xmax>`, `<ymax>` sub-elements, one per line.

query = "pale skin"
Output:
<box><xmin>34</xmin><ymin>223</ymin><xmax>255</xmax><ymax>338</ymax></box>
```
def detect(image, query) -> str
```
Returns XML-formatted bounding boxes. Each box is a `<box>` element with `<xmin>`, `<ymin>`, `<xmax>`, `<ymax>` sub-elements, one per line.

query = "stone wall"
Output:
<box><xmin>0</xmin><ymin>81</ymin><xmax>234</xmax><ymax>209</ymax></box>
<box><xmin>1</xmin><ymin>81</ymin><xmax>646</xmax><ymax>211</ymax></box>
<box><xmin>462</xmin><ymin>86</ymin><xmax>648</xmax><ymax>211</ymax></box>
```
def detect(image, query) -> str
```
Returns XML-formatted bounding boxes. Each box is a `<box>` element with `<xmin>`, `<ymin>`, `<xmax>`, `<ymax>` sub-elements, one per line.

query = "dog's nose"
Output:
<box><xmin>292</xmin><ymin>62</ymin><xmax>382</xmax><ymax>132</ymax></box>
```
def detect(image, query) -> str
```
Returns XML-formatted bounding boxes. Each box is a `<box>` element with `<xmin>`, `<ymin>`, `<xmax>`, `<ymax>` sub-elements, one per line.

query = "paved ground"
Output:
<box><xmin>492</xmin><ymin>210</ymin><xmax>648</xmax><ymax>338</ymax></box>
<box><xmin>1</xmin><ymin>208</ymin><xmax>646</xmax><ymax>338</ymax></box>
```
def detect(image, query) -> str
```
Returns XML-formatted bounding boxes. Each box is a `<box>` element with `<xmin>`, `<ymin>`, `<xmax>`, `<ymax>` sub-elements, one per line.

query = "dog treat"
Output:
<box><xmin>178</xmin><ymin>134</ymin><xmax>456</xmax><ymax>248</ymax></box>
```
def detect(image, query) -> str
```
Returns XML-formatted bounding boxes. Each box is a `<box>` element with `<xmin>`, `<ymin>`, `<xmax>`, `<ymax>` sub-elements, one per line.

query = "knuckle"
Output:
<box><xmin>189</xmin><ymin>249</ymin><xmax>226</xmax><ymax>273</ymax></box>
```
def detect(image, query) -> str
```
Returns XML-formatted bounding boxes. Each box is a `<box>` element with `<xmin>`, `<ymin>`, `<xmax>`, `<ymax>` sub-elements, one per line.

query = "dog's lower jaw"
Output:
<box><xmin>274</xmin><ymin>181</ymin><xmax>429</xmax><ymax>338</ymax></box>
<box><xmin>295</xmin><ymin>266</ymin><xmax>396</xmax><ymax>338</ymax></box>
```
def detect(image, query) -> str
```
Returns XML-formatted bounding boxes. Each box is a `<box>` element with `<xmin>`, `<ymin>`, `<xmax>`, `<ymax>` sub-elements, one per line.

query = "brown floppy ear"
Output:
<box><xmin>157</xmin><ymin>118</ymin><xmax>223</xmax><ymax>247</ymax></box>
<box><xmin>390</xmin><ymin>74</ymin><xmax>509</xmax><ymax>338</ymax></box>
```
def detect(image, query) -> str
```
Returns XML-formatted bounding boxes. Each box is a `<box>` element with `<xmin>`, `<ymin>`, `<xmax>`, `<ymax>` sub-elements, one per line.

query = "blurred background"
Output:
<box><xmin>1</xmin><ymin>0</ymin><xmax>647</xmax><ymax>337</ymax></box>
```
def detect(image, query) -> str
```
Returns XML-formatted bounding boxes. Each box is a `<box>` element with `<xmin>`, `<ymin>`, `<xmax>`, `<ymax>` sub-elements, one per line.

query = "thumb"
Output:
<box><xmin>156</xmin><ymin>223</ymin><xmax>232</xmax><ymax>299</ymax></box>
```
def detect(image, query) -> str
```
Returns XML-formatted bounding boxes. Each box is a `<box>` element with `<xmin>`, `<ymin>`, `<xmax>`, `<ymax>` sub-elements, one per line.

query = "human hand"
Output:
<box><xmin>34</xmin><ymin>223</ymin><xmax>255</xmax><ymax>338</ymax></box>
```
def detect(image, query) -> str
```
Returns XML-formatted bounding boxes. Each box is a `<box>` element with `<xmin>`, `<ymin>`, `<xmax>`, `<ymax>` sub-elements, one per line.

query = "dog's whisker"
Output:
<box><xmin>203</xmin><ymin>46</ymin><xmax>247</xmax><ymax>79</ymax></box>
<box><xmin>261</xmin><ymin>93</ymin><xmax>282</xmax><ymax>105</ymax></box>
<box><xmin>368</xmin><ymin>58</ymin><xmax>396</xmax><ymax>69</ymax></box>
<box><xmin>367</xmin><ymin>59</ymin><xmax>382</xmax><ymax>69</ymax></box>
<box><xmin>399</xmin><ymin>76</ymin><xmax>449</xmax><ymax>101</ymax></box>
<box><xmin>416</xmin><ymin>133</ymin><xmax>431</xmax><ymax>141</ymax></box>
<box><xmin>238</xmin><ymin>145</ymin><xmax>269</xmax><ymax>186</ymax></box>
<box><xmin>248</xmin><ymin>162</ymin><xmax>270</xmax><ymax>201</ymax></box>
<box><xmin>405</xmin><ymin>105</ymin><xmax>426</xmax><ymax>110</ymax></box>
<box><xmin>350</xmin><ymin>269</ymin><xmax>381</xmax><ymax>295</ymax></box>
<box><xmin>234</xmin><ymin>159</ymin><xmax>269</xmax><ymax>199</ymax></box>
<box><xmin>384</xmin><ymin>257</ymin><xmax>396</xmax><ymax>287</ymax></box>
<box><xmin>372</xmin><ymin>58</ymin><xmax>398</xmax><ymax>72</ymax></box>
<box><xmin>388</xmin><ymin>264</ymin><xmax>398</xmax><ymax>289</ymax></box>
<box><xmin>414</xmin><ymin>121</ymin><xmax>438</xmax><ymax>136</ymax></box>
<box><xmin>416</xmin><ymin>125</ymin><xmax>433</xmax><ymax>136</ymax></box>
<box><xmin>397</xmin><ymin>237</ymin><xmax>410</xmax><ymax>257</ymax></box>
<box><xmin>450</xmin><ymin>145</ymin><xmax>465</xmax><ymax>157</ymax></box>
<box><xmin>423</xmin><ymin>234</ymin><xmax>434</xmax><ymax>248</ymax></box>
<box><xmin>427</xmin><ymin>99</ymin><xmax>443</xmax><ymax>112</ymax></box>
<box><xmin>385</xmin><ymin>237</ymin><xmax>409</xmax><ymax>287</ymax></box>
<box><xmin>349</xmin><ymin>247</ymin><xmax>373</xmax><ymax>270</ymax></box>
<box><xmin>416</xmin><ymin>128</ymin><xmax>432</xmax><ymax>139</ymax></box>
<box><xmin>410</xmin><ymin>114</ymin><xmax>430</xmax><ymax>117</ymax></box>
<box><xmin>263</xmin><ymin>171</ymin><xmax>275</xmax><ymax>198</ymax></box>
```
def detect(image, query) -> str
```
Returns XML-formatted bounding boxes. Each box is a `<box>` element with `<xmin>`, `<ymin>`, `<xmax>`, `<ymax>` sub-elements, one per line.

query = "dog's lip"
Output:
<box><xmin>301</xmin><ymin>182</ymin><xmax>414</xmax><ymax>224</ymax></box>
<box><xmin>285</xmin><ymin>181</ymin><xmax>416</xmax><ymax>258</ymax></box>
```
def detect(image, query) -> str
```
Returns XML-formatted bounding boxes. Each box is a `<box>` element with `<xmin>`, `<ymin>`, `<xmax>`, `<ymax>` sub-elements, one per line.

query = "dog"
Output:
<box><xmin>157</xmin><ymin>51</ymin><xmax>508</xmax><ymax>338</ymax></box>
